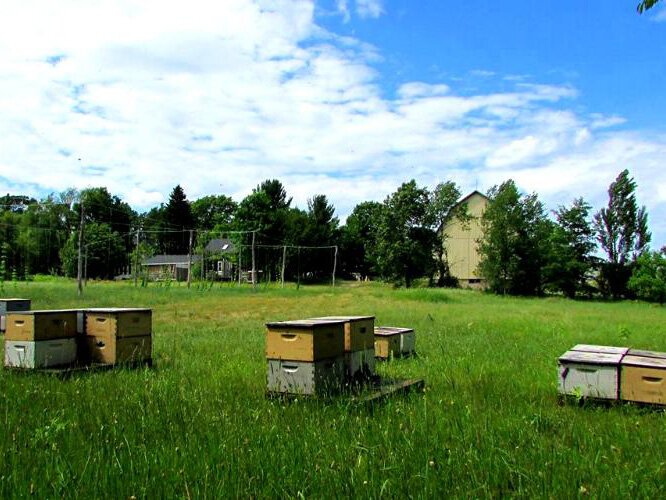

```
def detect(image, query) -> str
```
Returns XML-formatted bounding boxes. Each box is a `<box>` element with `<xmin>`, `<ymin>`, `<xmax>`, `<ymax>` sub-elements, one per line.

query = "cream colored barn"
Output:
<box><xmin>442</xmin><ymin>191</ymin><xmax>489</xmax><ymax>288</ymax></box>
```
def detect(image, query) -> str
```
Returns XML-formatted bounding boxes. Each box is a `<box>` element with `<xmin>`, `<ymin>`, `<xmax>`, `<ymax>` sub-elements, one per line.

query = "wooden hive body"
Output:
<box><xmin>85</xmin><ymin>308</ymin><xmax>152</xmax><ymax>338</ymax></box>
<box><xmin>5</xmin><ymin>310</ymin><xmax>78</xmax><ymax>341</ymax></box>
<box><xmin>4</xmin><ymin>338</ymin><xmax>77</xmax><ymax>369</ymax></box>
<box><xmin>82</xmin><ymin>334</ymin><xmax>152</xmax><ymax>365</ymax></box>
<box><xmin>308</xmin><ymin>316</ymin><xmax>375</xmax><ymax>352</ymax></box>
<box><xmin>344</xmin><ymin>348</ymin><xmax>376</xmax><ymax>378</ymax></box>
<box><xmin>558</xmin><ymin>349</ymin><xmax>628</xmax><ymax>400</ymax></box>
<box><xmin>621</xmin><ymin>351</ymin><xmax>666</xmax><ymax>405</ymax></box>
<box><xmin>374</xmin><ymin>327</ymin><xmax>412</xmax><ymax>359</ymax></box>
<box><xmin>266</xmin><ymin>357</ymin><xmax>345</xmax><ymax>395</ymax></box>
<box><xmin>0</xmin><ymin>299</ymin><xmax>31</xmax><ymax>332</ymax></box>
<box><xmin>265</xmin><ymin>319</ymin><xmax>345</xmax><ymax>362</ymax></box>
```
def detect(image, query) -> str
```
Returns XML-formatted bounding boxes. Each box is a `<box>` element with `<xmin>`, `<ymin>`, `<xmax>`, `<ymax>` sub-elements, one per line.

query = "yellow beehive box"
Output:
<box><xmin>374</xmin><ymin>327</ymin><xmax>402</xmax><ymax>360</ymax></box>
<box><xmin>621</xmin><ymin>350</ymin><xmax>666</xmax><ymax>405</ymax></box>
<box><xmin>265</xmin><ymin>319</ymin><xmax>345</xmax><ymax>362</ymax></box>
<box><xmin>83</xmin><ymin>334</ymin><xmax>152</xmax><ymax>365</ymax></box>
<box><xmin>308</xmin><ymin>316</ymin><xmax>375</xmax><ymax>352</ymax></box>
<box><xmin>85</xmin><ymin>308</ymin><xmax>152</xmax><ymax>338</ymax></box>
<box><xmin>5</xmin><ymin>310</ymin><xmax>78</xmax><ymax>341</ymax></box>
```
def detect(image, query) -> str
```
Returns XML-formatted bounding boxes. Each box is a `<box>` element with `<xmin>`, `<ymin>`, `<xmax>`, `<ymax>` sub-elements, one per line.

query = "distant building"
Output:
<box><xmin>142</xmin><ymin>255</ymin><xmax>202</xmax><ymax>281</ymax></box>
<box><xmin>442</xmin><ymin>191</ymin><xmax>489</xmax><ymax>288</ymax></box>
<box><xmin>204</xmin><ymin>238</ymin><xmax>236</xmax><ymax>280</ymax></box>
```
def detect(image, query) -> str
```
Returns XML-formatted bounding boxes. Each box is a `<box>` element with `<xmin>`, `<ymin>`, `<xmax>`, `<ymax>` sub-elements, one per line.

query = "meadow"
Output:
<box><xmin>1</xmin><ymin>279</ymin><xmax>666</xmax><ymax>498</ymax></box>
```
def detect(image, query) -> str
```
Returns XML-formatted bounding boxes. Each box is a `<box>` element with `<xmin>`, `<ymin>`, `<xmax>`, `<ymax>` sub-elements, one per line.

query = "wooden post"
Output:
<box><xmin>281</xmin><ymin>245</ymin><xmax>286</xmax><ymax>288</ymax></box>
<box><xmin>84</xmin><ymin>250</ymin><xmax>88</xmax><ymax>286</ymax></box>
<box><xmin>134</xmin><ymin>230</ymin><xmax>139</xmax><ymax>287</ymax></box>
<box><xmin>201</xmin><ymin>248</ymin><xmax>205</xmax><ymax>283</ymax></box>
<box><xmin>296</xmin><ymin>246</ymin><xmax>300</xmax><ymax>290</ymax></box>
<box><xmin>238</xmin><ymin>242</ymin><xmax>242</xmax><ymax>285</ymax></box>
<box><xmin>251</xmin><ymin>230</ymin><xmax>256</xmax><ymax>290</ymax></box>
<box><xmin>77</xmin><ymin>198</ymin><xmax>85</xmax><ymax>297</ymax></box>
<box><xmin>187</xmin><ymin>229</ymin><xmax>193</xmax><ymax>288</ymax></box>
<box><xmin>332</xmin><ymin>245</ymin><xmax>338</xmax><ymax>287</ymax></box>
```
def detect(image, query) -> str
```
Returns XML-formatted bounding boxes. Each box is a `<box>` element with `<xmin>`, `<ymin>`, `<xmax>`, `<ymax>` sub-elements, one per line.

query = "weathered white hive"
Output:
<box><xmin>558</xmin><ymin>345</ymin><xmax>629</xmax><ymax>400</ymax></box>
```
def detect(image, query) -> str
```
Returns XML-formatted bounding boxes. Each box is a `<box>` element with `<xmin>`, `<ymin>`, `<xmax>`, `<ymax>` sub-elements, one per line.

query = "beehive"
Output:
<box><xmin>82</xmin><ymin>335</ymin><xmax>152</xmax><ymax>365</ymax></box>
<box><xmin>0</xmin><ymin>299</ymin><xmax>31</xmax><ymax>332</ymax></box>
<box><xmin>621</xmin><ymin>350</ymin><xmax>666</xmax><ymax>405</ymax></box>
<box><xmin>4</xmin><ymin>338</ymin><xmax>77</xmax><ymax>369</ymax></box>
<box><xmin>265</xmin><ymin>319</ymin><xmax>346</xmax><ymax>362</ymax></box>
<box><xmin>266</xmin><ymin>357</ymin><xmax>345</xmax><ymax>395</ymax></box>
<box><xmin>308</xmin><ymin>316</ymin><xmax>375</xmax><ymax>352</ymax></box>
<box><xmin>374</xmin><ymin>327</ymin><xmax>402</xmax><ymax>359</ymax></box>
<box><xmin>85</xmin><ymin>308</ymin><xmax>152</xmax><ymax>338</ymax></box>
<box><xmin>344</xmin><ymin>348</ymin><xmax>376</xmax><ymax>379</ymax></box>
<box><xmin>558</xmin><ymin>345</ymin><xmax>629</xmax><ymax>400</ymax></box>
<box><xmin>4</xmin><ymin>310</ymin><xmax>78</xmax><ymax>341</ymax></box>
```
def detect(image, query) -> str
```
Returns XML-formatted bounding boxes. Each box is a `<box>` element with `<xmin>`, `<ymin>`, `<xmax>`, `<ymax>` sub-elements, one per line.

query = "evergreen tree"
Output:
<box><xmin>163</xmin><ymin>185</ymin><xmax>194</xmax><ymax>254</ymax></box>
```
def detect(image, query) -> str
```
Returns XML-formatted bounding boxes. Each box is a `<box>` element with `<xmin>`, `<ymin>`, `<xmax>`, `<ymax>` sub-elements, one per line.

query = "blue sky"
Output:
<box><xmin>0</xmin><ymin>0</ymin><xmax>665</xmax><ymax>244</ymax></box>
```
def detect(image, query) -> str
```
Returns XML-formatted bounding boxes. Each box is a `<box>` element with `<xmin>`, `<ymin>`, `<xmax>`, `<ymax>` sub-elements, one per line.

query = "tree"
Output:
<box><xmin>544</xmin><ymin>198</ymin><xmax>597</xmax><ymax>298</ymax></box>
<box><xmin>191</xmin><ymin>195</ymin><xmax>237</xmax><ymax>232</ymax></box>
<box><xmin>163</xmin><ymin>185</ymin><xmax>194</xmax><ymax>254</ymax></box>
<box><xmin>374</xmin><ymin>180</ymin><xmax>434</xmax><ymax>287</ymax></box>
<box><xmin>628</xmin><ymin>250</ymin><xmax>666</xmax><ymax>304</ymax></box>
<box><xmin>60</xmin><ymin>222</ymin><xmax>126</xmax><ymax>279</ymax></box>
<box><xmin>638</xmin><ymin>0</ymin><xmax>661</xmax><ymax>13</ymax></box>
<box><xmin>478</xmin><ymin>180</ymin><xmax>552</xmax><ymax>296</ymax></box>
<box><xmin>299</xmin><ymin>195</ymin><xmax>339</xmax><ymax>281</ymax></box>
<box><xmin>594</xmin><ymin>170</ymin><xmax>651</xmax><ymax>298</ymax></box>
<box><xmin>340</xmin><ymin>201</ymin><xmax>384</xmax><ymax>279</ymax></box>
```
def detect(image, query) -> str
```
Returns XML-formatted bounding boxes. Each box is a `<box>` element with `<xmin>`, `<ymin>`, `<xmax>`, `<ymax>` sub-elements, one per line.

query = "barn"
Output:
<box><xmin>442</xmin><ymin>190</ymin><xmax>489</xmax><ymax>289</ymax></box>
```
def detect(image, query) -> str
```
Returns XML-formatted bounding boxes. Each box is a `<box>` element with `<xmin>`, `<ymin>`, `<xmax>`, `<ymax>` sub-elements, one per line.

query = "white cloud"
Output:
<box><xmin>1</xmin><ymin>0</ymin><xmax>666</xmax><ymax>244</ymax></box>
<box><xmin>355</xmin><ymin>0</ymin><xmax>384</xmax><ymax>19</ymax></box>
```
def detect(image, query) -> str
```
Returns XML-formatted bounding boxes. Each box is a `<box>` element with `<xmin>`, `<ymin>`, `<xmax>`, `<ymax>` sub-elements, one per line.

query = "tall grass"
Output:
<box><xmin>1</xmin><ymin>279</ymin><xmax>666</xmax><ymax>497</ymax></box>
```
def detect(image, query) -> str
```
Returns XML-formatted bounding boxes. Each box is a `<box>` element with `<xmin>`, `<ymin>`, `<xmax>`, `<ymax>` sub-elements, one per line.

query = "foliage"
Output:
<box><xmin>191</xmin><ymin>194</ymin><xmax>237</xmax><ymax>232</ymax></box>
<box><xmin>340</xmin><ymin>201</ymin><xmax>384</xmax><ymax>279</ymax></box>
<box><xmin>478</xmin><ymin>180</ymin><xmax>552</xmax><ymax>296</ymax></box>
<box><xmin>60</xmin><ymin>222</ymin><xmax>126</xmax><ymax>278</ymax></box>
<box><xmin>544</xmin><ymin>198</ymin><xmax>597</xmax><ymax>298</ymax></box>
<box><xmin>163</xmin><ymin>185</ymin><xmax>194</xmax><ymax>254</ymax></box>
<box><xmin>594</xmin><ymin>170</ymin><xmax>651</xmax><ymax>298</ymax></box>
<box><xmin>637</xmin><ymin>0</ymin><xmax>662</xmax><ymax>13</ymax></box>
<box><xmin>628</xmin><ymin>249</ymin><xmax>666</xmax><ymax>303</ymax></box>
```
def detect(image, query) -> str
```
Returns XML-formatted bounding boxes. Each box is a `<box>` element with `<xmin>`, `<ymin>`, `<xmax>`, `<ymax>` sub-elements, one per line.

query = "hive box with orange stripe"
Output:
<box><xmin>81</xmin><ymin>308</ymin><xmax>152</xmax><ymax>365</ymax></box>
<box><xmin>4</xmin><ymin>310</ymin><xmax>79</xmax><ymax>368</ymax></box>
<box><xmin>374</xmin><ymin>326</ymin><xmax>416</xmax><ymax>359</ymax></box>
<box><xmin>620</xmin><ymin>349</ymin><xmax>666</xmax><ymax>405</ymax></box>
<box><xmin>265</xmin><ymin>318</ymin><xmax>346</xmax><ymax>395</ymax></box>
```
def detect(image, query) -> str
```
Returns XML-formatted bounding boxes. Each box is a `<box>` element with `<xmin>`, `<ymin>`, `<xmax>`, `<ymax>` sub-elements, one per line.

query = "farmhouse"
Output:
<box><xmin>442</xmin><ymin>190</ymin><xmax>489</xmax><ymax>289</ymax></box>
<box><xmin>142</xmin><ymin>255</ymin><xmax>202</xmax><ymax>281</ymax></box>
<box><xmin>204</xmin><ymin>238</ymin><xmax>236</xmax><ymax>280</ymax></box>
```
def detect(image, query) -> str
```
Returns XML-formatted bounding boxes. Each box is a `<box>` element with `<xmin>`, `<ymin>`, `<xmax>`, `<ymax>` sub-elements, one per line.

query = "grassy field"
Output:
<box><xmin>1</xmin><ymin>279</ymin><xmax>666</xmax><ymax>497</ymax></box>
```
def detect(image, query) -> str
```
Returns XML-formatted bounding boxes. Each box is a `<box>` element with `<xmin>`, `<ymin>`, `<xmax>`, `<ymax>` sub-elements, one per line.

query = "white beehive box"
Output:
<box><xmin>558</xmin><ymin>346</ymin><xmax>629</xmax><ymax>400</ymax></box>
<box><xmin>344</xmin><ymin>348</ymin><xmax>375</xmax><ymax>379</ymax></box>
<box><xmin>4</xmin><ymin>338</ymin><xmax>77</xmax><ymax>369</ymax></box>
<box><xmin>266</xmin><ymin>357</ymin><xmax>345</xmax><ymax>395</ymax></box>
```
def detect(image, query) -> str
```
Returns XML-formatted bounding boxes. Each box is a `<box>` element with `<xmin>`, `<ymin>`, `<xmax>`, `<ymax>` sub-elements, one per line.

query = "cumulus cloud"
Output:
<box><xmin>1</xmin><ymin>0</ymin><xmax>665</xmax><ymax>243</ymax></box>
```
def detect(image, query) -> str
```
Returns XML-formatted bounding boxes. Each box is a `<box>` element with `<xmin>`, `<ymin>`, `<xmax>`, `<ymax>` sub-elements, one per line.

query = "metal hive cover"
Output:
<box><xmin>374</xmin><ymin>326</ymin><xmax>414</xmax><ymax>336</ymax></box>
<box><xmin>558</xmin><ymin>350</ymin><xmax>624</xmax><ymax>366</ymax></box>
<box><xmin>570</xmin><ymin>344</ymin><xmax>629</xmax><ymax>355</ymax></box>
<box><xmin>265</xmin><ymin>318</ymin><xmax>347</xmax><ymax>328</ymax></box>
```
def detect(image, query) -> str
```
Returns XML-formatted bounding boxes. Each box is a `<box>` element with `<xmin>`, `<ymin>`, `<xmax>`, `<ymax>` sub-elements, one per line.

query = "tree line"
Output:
<box><xmin>0</xmin><ymin>171</ymin><xmax>663</xmax><ymax>302</ymax></box>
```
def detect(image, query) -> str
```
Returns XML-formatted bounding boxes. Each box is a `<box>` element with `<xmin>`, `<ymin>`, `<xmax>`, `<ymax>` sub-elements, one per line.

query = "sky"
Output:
<box><xmin>1</xmin><ymin>0</ymin><xmax>665</xmax><ymax>244</ymax></box>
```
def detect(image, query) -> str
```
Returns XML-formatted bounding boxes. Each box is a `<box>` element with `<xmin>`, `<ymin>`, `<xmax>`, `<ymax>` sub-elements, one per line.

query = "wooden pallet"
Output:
<box><xmin>4</xmin><ymin>359</ymin><xmax>154</xmax><ymax>377</ymax></box>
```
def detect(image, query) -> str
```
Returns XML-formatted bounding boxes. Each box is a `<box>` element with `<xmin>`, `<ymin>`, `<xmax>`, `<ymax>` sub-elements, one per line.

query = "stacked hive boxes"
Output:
<box><xmin>309</xmin><ymin>316</ymin><xmax>375</xmax><ymax>380</ymax></box>
<box><xmin>265</xmin><ymin>319</ymin><xmax>346</xmax><ymax>395</ymax></box>
<box><xmin>374</xmin><ymin>327</ymin><xmax>416</xmax><ymax>360</ymax></box>
<box><xmin>558</xmin><ymin>344</ymin><xmax>629</xmax><ymax>400</ymax></box>
<box><xmin>620</xmin><ymin>349</ymin><xmax>666</xmax><ymax>405</ymax></box>
<box><xmin>4</xmin><ymin>310</ymin><xmax>78</xmax><ymax>369</ymax></box>
<box><xmin>82</xmin><ymin>308</ymin><xmax>152</xmax><ymax>365</ymax></box>
<box><xmin>0</xmin><ymin>299</ymin><xmax>31</xmax><ymax>333</ymax></box>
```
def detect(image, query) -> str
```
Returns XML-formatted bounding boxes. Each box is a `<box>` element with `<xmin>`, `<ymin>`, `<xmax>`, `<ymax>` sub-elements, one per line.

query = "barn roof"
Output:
<box><xmin>205</xmin><ymin>238</ymin><xmax>235</xmax><ymax>253</ymax></box>
<box><xmin>143</xmin><ymin>255</ymin><xmax>202</xmax><ymax>266</ymax></box>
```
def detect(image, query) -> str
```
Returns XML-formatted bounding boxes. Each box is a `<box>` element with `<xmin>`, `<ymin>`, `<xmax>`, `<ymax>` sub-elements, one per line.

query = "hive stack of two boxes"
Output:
<box><xmin>374</xmin><ymin>326</ymin><xmax>416</xmax><ymax>360</ymax></box>
<box><xmin>558</xmin><ymin>344</ymin><xmax>666</xmax><ymax>405</ymax></box>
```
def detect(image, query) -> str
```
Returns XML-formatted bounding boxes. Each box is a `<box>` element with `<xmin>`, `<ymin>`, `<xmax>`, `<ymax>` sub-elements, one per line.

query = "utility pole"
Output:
<box><xmin>281</xmin><ymin>245</ymin><xmax>286</xmax><ymax>288</ymax></box>
<box><xmin>251</xmin><ymin>230</ymin><xmax>256</xmax><ymax>290</ymax></box>
<box><xmin>238</xmin><ymin>242</ymin><xmax>242</xmax><ymax>285</ymax></box>
<box><xmin>134</xmin><ymin>230</ymin><xmax>139</xmax><ymax>287</ymax></box>
<box><xmin>332</xmin><ymin>245</ymin><xmax>338</xmax><ymax>287</ymax></box>
<box><xmin>187</xmin><ymin>229</ymin><xmax>193</xmax><ymax>288</ymax></box>
<box><xmin>77</xmin><ymin>197</ymin><xmax>85</xmax><ymax>297</ymax></box>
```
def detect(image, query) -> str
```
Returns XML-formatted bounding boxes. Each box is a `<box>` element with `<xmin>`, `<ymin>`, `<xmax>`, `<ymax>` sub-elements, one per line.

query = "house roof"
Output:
<box><xmin>454</xmin><ymin>190</ymin><xmax>489</xmax><ymax>208</ymax></box>
<box><xmin>205</xmin><ymin>238</ymin><xmax>235</xmax><ymax>253</ymax></box>
<box><xmin>143</xmin><ymin>255</ymin><xmax>202</xmax><ymax>266</ymax></box>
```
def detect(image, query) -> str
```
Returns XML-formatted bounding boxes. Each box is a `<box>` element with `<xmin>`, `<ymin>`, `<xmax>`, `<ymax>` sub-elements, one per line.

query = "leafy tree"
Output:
<box><xmin>340</xmin><ymin>201</ymin><xmax>384</xmax><ymax>279</ymax></box>
<box><xmin>628</xmin><ymin>250</ymin><xmax>666</xmax><ymax>303</ymax></box>
<box><xmin>638</xmin><ymin>0</ymin><xmax>661</xmax><ymax>13</ymax></box>
<box><xmin>478</xmin><ymin>180</ymin><xmax>552</xmax><ymax>296</ymax></box>
<box><xmin>374</xmin><ymin>180</ymin><xmax>434</xmax><ymax>287</ymax></box>
<box><xmin>594</xmin><ymin>170</ymin><xmax>651</xmax><ymax>298</ymax></box>
<box><xmin>163</xmin><ymin>185</ymin><xmax>194</xmax><ymax>254</ymax></box>
<box><xmin>60</xmin><ymin>222</ymin><xmax>126</xmax><ymax>279</ymax></box>
<box><xmin>191</xmin><ymin>194</ymin><xmax>237</xmax><ymax>232</ymax></box>
<box><xmin>297</xmin><ymin>195</ymin><xmax>339</xmax><ymax>281</ymax></box>
<box><xmin>544</xmin><ymin>198</ymin><xmax>597</xmax><ymax>298</ymax></box>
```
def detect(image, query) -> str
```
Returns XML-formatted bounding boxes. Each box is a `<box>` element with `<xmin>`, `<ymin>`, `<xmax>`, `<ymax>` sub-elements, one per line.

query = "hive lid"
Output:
<box><xmin>374</xmin><ymin>326</ymin><xmax>414</xmax><ymax>336</ymax></box>
<box><xmin>309</xmin><ymin>315</ymin><xmax>375</xmax><ymax>322</ymax></box>
<box><xmin>0</xmin><ymin>298</ymin><xmax>30</xmax><ymax>302</ymax></box>
<box><xmin>558</xmin><ymin>350</ymin><xmax>624</xmax><ymax>366</ymax></box>
<box><xmin>8</xmin><ymin>309</ymin><xmax>80</xmax><ymax>315</ymax></box>
<box><xmin>265</xmin><ymin>318</ymin><xmax>347</xmax><ymax>328</ymax></box>
<box><xmin>570</xmin><ymin>344</ymin><xmax>629</xmax><ymax>355</ymax></box>
<box><xmin>85</xmin><ymin>308</ymin><xmax>151</xmax><ymax>313</ymax></box>
<box><xmin>627</xmin><ymin>348</ymin><xmax>666</xmax><ymax>359</ymax></box>
<box><xmin>621</xmin><ymin>354</ymin><xmax>666</xmax><ymax>368</ymax></box>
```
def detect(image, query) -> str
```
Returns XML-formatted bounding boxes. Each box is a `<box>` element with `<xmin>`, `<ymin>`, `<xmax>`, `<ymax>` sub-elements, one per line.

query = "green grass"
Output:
<box><xmin>2</xmin><ymin>279</ymin><xmax>666</xmax><ymax>497</ymax></box>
